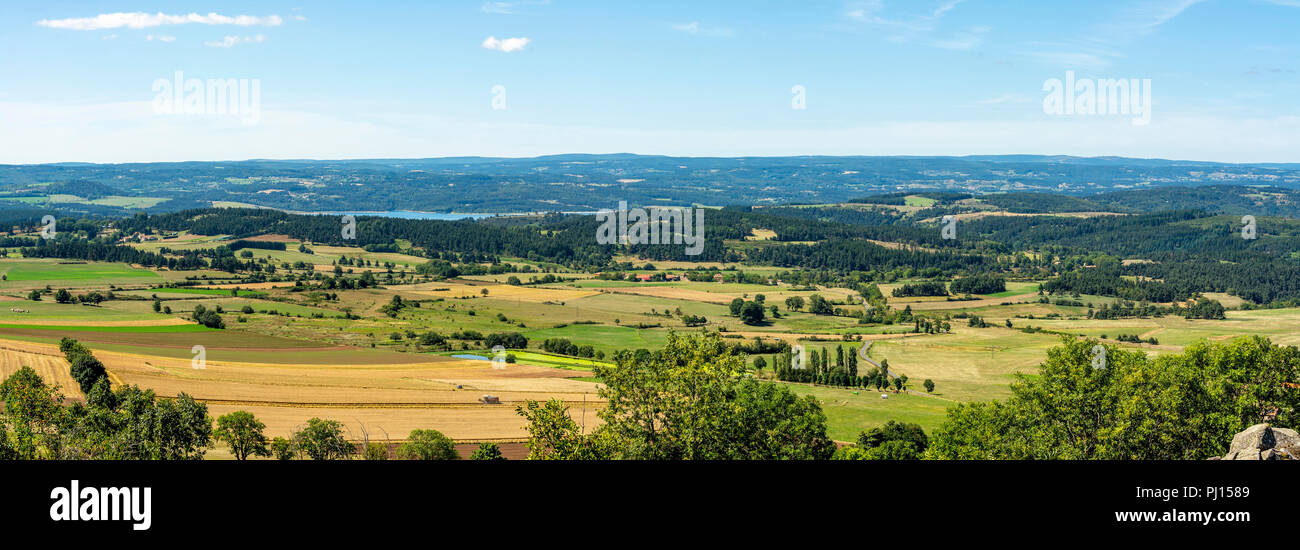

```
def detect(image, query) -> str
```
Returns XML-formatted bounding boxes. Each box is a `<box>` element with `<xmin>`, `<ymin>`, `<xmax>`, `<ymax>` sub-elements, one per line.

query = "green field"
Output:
<box><xmin>0</xmin><ymin>260</ymin><xmax>161</xmax><ymax>288</ymax></box>
<box><xmin>785</xmin><ymin>383</ymin><xmax>953</xmax><ymax>440</ymax></box>
<box><xmin>0</xmin><ymin>255</ymin><xmax>1294</xmax><ymax>444</ymax></box>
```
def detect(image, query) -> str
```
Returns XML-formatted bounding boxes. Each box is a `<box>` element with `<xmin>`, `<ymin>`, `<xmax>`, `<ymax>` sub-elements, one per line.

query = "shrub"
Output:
<box><xmin>397</xmin><ymin>429</ymin><xmax>459</xmax><ymax>460</ymax></box>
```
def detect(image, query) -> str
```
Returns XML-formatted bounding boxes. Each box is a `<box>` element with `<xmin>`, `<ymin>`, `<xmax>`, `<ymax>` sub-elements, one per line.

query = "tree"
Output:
<box><xmin>364</xmin><ymin>442</ymin><xmax>389</xmax><ymax>460</ymax></box>
<box><xmin>924</xmin><ymin>379</ymin><xmax>935</xmax><ymax>393</ymax></box>
<box><xmin>728</xmin><ymin>297</ymin><xmax>745</xmax><ymax>317</ymax></box>
<box><xmin>54</xmin><ymin>288</ymin><xmax>71</xmax><ymax>303</ymax></box>
<box><xmin>0</xmin><ymin>366</ymin><xmax>65</xmax><ymax>459</ymax></box>
<box><xmin>61</xmin><ymin>337</ymin><xmax>108</xmax><ymax>394</ymax></box>
<box><xmin>740</xmin><ymin>301</ymin><xmax>766</xmax><ymax>325</ymax></box>
<box><xmin>214</xmin><ymin>410</ymin><xmax>271</xmax><ymax>460</ymax></box>
<box><xmin>397</xmin><ymin>429</ymin><xmax>459</xmax><ymax>460</ymax></box>
<box><xmin>469</xmin><ymin>442</ymin><xmax>505</xmax><ymax>460</ymax></box>
<box><xmin>928</xmin><ymin>336</ymin><xmax>1300</xmax><ymax>460</ymax></box>
<box><xmin>522</xmin><ymin>331</ymin><xmax>837</xmax><ymax>460</ymax></box>
<box><xmin>271</xmin><ymin>437</ymin><xmax>295</xmax><ymax>460</ymax></box>
<box><xmin>785</xmin><ymin>296</ymin><xmax>805</xmax><ymax>311</ymax></box>
<box><xmin>808</xmin><ymin>294</ymin><xmax>834</xmax><ymax>315</ymax></box>
<box><xmin>152</xmin><ymin>299</ymin><xmax>162</xmax><ymax>312</ymax></box>
<box><xmin>27</xmin><ymin>289</ymin><xmax>40</xmax><ymax>301</ymax></box>
<box><xmin>753</xmin><ymin>356</ymin><xmax>767</xmax><ymax>373</ymax></box>
<box><xmin>484</xmin><ymin>332</ymin><xmax>527</xmax><ymax>349</ymax></box>
<box><xmin>292</xmin><ymin>418</ymin><xmax>353</xmax><ymax>460</ymax></box>
<box><xmin>516</xmin><ymin>399</ymin><xmax>606</xmax><ymax>460</ymax></box>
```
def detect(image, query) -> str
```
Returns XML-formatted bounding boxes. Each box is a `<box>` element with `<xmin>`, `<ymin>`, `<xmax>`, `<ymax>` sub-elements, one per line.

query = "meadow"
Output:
<box><xmin>0</xmin><ymin>251</ymin><xmax>1292</xmax><ymax>446</ymax></box>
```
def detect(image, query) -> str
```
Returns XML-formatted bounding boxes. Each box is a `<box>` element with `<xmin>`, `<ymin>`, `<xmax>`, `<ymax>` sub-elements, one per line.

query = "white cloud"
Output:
<box><xmin>36</xmin><ymin>12</ymin><xmax>283</xmax><ymax>31</ymax></box>
<box><xmin>205</xmin><ymin>35</ymin><xmax>265</xmax><ymax>48</ymax></box>
<box><xmin>145</xmin><ymin>34</ymin><xmax>176</xmax><ymax>43</ymax></box>
<box><xmin>672</xmin><ymin>22</ymin><xmax>735</xmax><ymax>37</ymax></box>
<box><xmin>481</xmin><ymin>36</ymin><xmax>530</xmax><ymax>52</ymax></box>
<box><xmin>102</xmin><ymin>34</ymin><xmax>117</xmax><ymax>40</ymax></box>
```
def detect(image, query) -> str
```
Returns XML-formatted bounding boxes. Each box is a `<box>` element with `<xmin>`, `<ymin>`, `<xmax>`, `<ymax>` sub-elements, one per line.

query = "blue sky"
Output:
<box><xmin>2</xmin><ymin>0</ymin><xmax>1298</xmax><ymax>163</ymax></box>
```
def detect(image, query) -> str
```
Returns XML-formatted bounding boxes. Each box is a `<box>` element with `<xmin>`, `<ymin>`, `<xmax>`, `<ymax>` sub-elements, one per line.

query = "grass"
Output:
<box><xmin>147</xmin><ymin>287</ymin><xmax>268</xmax><ymax>298</ymax></box>
<box><xmin>0</xmin><ymin>323</ymin><xmax>211</xmax><ymax>333</ymax></box>
<box><xmin>0</xmin><ymin>259</ymin><xmax>161</xmax><ymax>287</ymax></box>
<box><xmin>784</xmin><ymin>382</ymin><xmax>952</xmax><ymax>440</ymax></box>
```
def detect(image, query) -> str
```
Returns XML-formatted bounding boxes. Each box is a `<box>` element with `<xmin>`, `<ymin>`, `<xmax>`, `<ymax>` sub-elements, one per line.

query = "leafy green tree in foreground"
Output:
<box><xmin>214</xmin><ymin>410</ymin><xmax>271</xmax><ymax>460</ymax></box>
<box><xmin>270</xmin><ymin>437</ymin><xmax>296</xmax><ymax>460</ymax></box>
<box><xmin>0</xmin><ymin>366</ymin><xmax>64</xmax><ymax>459</ymax></box>
<box><xmin>364</xmin><ymin>442</ymin><xmax>389</xmax><ymax>460</ymax></box>
<box><xmin>292</xmin><ymin>418</ymin><xmax>352</xmax><ymax>460</ymax></box>
<box><xmin>469</xmin><ymin>442</ymin><xmax>505</xmax><ymax>460</ymax></box>
<box><xmin>928</xmin><ymin>336</ymin><xmax>1300</xmax><ymax>460</ymax></box>
<box><xmin>517</xmin><ymin>331</ymin><xmax>835</xmax><ymax>460</ymax></box>
<box><xmin>397</xmin><ymin>429</ymin><xmax>459</xmax><ymax>460</ymax></box>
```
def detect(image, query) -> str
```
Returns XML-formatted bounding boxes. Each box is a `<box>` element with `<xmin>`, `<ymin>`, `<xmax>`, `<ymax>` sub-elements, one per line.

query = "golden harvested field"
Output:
<box><xmin>403</xmin><ymin>281</ymin><xmax>599</xmax><ymax>303</ymax></box>
<box><xmin>205</xmin><ymin>402</ymin><xmax>602</xmax><ymax>440</ymax></box>
<box><xmin>0</xmin><ymin>342</ymin><xmax>83</xmax><ymax>399</ymax></box>
<box><xmin>0</xmin><ymin>337</ymin><xmax>600</xmax><ymax>439</ymax></box>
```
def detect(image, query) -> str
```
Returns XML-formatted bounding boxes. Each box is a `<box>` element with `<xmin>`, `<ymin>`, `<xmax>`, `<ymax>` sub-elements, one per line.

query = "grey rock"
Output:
<box><xmin>1217</xmin><ymin>424</ymin><xmax>1299</xmax><ymax>460</ymax></box>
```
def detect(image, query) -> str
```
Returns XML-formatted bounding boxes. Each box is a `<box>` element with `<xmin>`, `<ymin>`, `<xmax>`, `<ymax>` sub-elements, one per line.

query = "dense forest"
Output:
<box><xmin>1</xmin><ymin>155</ymin><xmax>1298</xmax><ymax>214</ymax></box>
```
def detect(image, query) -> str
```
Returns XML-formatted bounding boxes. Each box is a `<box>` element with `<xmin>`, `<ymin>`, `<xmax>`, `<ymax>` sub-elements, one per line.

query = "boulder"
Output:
<box><xmin>1216</xmin><ymin>424</ymin><xmax>1299</xmax><ymax>460</ymax></box>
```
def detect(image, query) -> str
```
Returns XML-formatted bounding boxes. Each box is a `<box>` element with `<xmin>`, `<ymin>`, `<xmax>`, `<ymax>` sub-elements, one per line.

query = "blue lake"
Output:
<box><xmin>313</xmin><ymin>211</ymin><xmax>499</xmax><ymax>220</ymax></box>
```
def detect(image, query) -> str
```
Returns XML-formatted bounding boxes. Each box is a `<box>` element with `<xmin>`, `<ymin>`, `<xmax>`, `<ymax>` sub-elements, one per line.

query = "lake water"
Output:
<box><xmin>452</xmin><ymin>354</ymin><xmax>490</xmax><ymax>361</ymax></box>
<box><xmin>313</xmin><ymin>211</ymin><xmax>498</xmax><ymax>220</ymax></box>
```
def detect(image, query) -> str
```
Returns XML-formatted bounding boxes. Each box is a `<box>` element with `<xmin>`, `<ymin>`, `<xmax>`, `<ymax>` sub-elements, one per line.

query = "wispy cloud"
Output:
<box><xmin>672</xmin><ymin>21</ymin><xmax>736</xmax><ymax>38</ymax></box>
<box><xmin>1020</xmin><ymin>48</ymin><xmax>1118</xmax><ymax>69</ymax></box>
<box><xmin>1022</xmin><ymin>0</ymin><xmax>1202</xmax><ymax>68</ymax></box>
<box><xmin>482</xmin><ymin>1</ymin><xmax>551</xmax><ymax>15</ymax></box>
<box><xmin>145</xmin><ymin>34</ymin><xmax>176</xmax><ymax>43</ymax></box>
<box><xmin>36</xmin><ymin>12</ymin><xmax>282</xmax><ymax>31</ymax></box>
<box><xmin>932</xmin><ymin>25</ymin><xmax>989</xmax><ymax>50</ymax></box>
<box><xmin>844</xmin><ymin>0</ymin><xmax>966</xmax><ymax>32</ymax></box>
<box><xmin>205</xmin><ymin>35</ymin><xmax>265</xmax><ymax>48</ymax></box>
<box><xmin>481</xmin><ymin>36</ymin><xmax>531</xmax><ymax>52</ymax></box>
<box><xmin>845</xmin><ymin>1</ymin><xmax>983</xmax><ymax>49</ymax></box>
<box><xmin>1105</xmin><ymin>0</ymin><xmax>1207</xmax><ymax>39</ymax></box>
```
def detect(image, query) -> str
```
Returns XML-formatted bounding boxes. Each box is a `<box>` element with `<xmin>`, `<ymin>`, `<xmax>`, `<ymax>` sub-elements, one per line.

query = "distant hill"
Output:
<box><xmin>43</xmin><ymin>180</ymin><xmax>123</xmax><ymax>200</ymax></box>
<box><xmin>0</xmin><ymin>155</ymin><xmax>1298</xmax><ymax>213</ymax></box>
